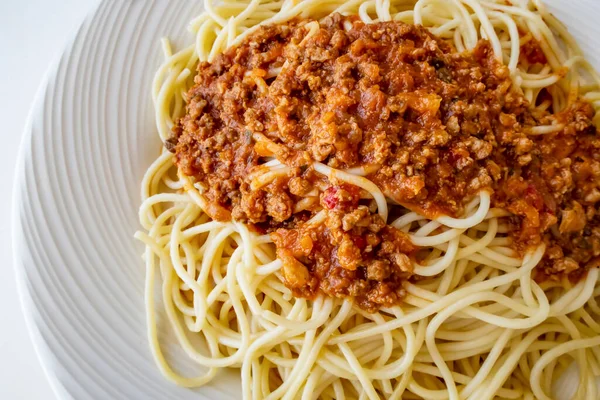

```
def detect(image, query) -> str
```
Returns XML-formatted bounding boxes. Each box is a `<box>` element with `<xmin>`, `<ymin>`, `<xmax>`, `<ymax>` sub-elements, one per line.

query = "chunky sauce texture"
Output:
<box><xmin>169</xmin><ymin>15</ymin><xmax>600</xmax><ymax>310</ymax></box>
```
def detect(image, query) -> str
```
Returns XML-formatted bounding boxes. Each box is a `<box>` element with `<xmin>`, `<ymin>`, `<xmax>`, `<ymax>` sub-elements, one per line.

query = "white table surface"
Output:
<box><xmin>0</xmin><ymin>1</ymin><xmax>97</xmax><ymax>398</ymax></box>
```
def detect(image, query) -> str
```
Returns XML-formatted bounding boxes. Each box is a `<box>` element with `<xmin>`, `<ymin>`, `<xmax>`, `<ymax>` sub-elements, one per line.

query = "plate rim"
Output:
<box><xmin>11</xmin><ymin>2</ymin><xmax>103</xmax><ymax>399</ymax></box>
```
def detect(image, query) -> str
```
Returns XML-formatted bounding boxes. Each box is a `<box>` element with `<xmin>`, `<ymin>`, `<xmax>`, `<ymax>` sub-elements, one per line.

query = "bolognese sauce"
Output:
<box><xmin>168</xmin><ymin>14</ymin><xmax>600</xmax><ymax>310</ymax></box>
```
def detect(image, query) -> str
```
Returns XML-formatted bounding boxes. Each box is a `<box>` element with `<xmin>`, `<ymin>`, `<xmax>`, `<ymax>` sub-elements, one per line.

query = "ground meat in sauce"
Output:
<box><xmin>271</xmin><ymin>184</ymin><xmax>417</xmax><ymax>310</ymax></box>
<box><xmin>170</xmin><ymin>14</ymin><xmax>600</xmax><ymax>310</ymax></box>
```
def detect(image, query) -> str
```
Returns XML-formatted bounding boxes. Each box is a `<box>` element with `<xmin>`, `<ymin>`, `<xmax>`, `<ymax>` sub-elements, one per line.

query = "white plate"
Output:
<box><xmin>12</xmin><ymin>0</ymin><xmax>600</xmax><ymax>399</ymax></box>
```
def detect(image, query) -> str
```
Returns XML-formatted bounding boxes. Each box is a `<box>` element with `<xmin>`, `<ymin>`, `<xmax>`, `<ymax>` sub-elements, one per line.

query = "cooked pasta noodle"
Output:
<box><xmin>136</xmin><ymin>1</ymin><xmax>600</xmax><ymax>399</ymax></box>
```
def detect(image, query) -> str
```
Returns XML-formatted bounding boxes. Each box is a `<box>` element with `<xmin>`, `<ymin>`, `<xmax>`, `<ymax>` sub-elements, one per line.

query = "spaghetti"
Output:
<box><xmin>136</xmin><ymin>1</ymin><xmax>600</xmax><ymax>399</ymax></box>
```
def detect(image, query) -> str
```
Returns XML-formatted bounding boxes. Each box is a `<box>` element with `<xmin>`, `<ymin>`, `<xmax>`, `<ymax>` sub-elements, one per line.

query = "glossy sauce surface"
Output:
<box><xmin>169</xmin><ymin>15</ymin><xmax>600</xmax><ymax>309</ymax></box>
